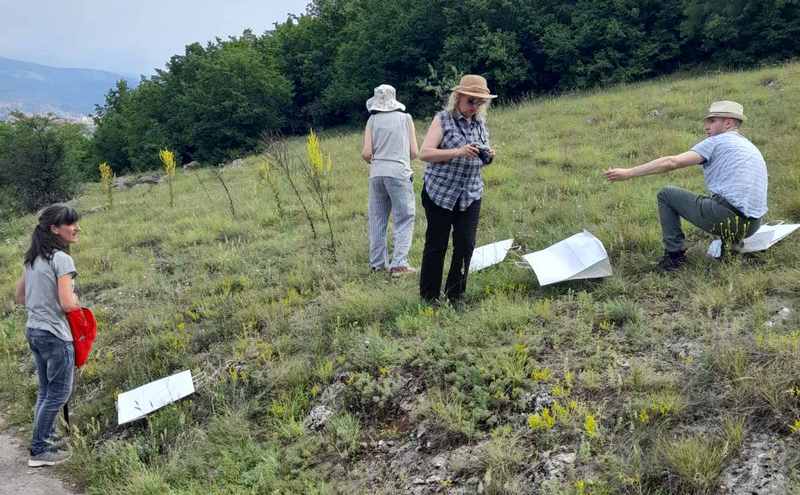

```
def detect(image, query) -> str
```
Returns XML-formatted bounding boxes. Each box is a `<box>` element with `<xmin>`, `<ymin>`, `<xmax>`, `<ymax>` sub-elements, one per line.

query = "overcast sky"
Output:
<box><xmin>0</xmin><ymin>0</ymin><xmax>310</xmax><ymax>76</ymax></box>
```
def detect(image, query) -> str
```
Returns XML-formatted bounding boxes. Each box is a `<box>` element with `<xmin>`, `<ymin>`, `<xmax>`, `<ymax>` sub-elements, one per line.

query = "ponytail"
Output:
<box><xmin>23</xmin><ymin>204</ymin><xmax>80</xmax><ymax>267</ymax></box>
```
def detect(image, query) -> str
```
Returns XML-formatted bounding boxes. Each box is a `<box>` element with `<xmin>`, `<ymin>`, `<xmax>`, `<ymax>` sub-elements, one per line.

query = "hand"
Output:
<box><xmin>604</xmin><ymin>168</ymin><xmax>632</xmax><ymax>182</ymax></box>
<box><xmin>488</xmin><ymin>148</ymin><xmax>496</xmax><ymax>158</ymax></box>
<box><xmin>457</xmin><ymin>144</ymin><xmax>479</xmax><ymax>158</ymax></box>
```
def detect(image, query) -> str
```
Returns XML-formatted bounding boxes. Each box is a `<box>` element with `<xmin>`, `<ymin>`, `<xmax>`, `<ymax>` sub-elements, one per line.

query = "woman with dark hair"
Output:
<box><xmin>418</xmin><ymin>75</ymin><xmax>497</xmax><ymax>304</ymax></box>
<box><xmin>14</xmin><ymin>204</ymin><xmax>81</xmax><ymax>467</ymax></box>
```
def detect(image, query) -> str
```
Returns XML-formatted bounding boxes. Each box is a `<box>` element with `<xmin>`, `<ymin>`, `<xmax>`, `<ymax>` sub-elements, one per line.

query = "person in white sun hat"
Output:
<box><xmin>605</xmin><ymin>100</ymin><xmax>768</xmax><ymax>271</ymax></box>
<box><xmin>361</xmin><ymin>84</ymin><xmax>419</xmax><ymax>277</ymax></box>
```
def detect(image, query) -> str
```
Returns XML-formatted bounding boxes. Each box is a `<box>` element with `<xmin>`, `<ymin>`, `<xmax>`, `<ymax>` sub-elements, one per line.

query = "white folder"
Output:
<box><xmin>523</xmin><ymin>230</ymin><xmax>612</xmax><ymax>286</ymax></box>
<box><xmin>707</xmin><ymin>223</ymin><xmax>800</xmax><ymax>258</ymax></box>
<box><xmin>117</xmin><ymin>370</ymin><xmax>195</xmax><ymax>425</ymax></box>
<box><xmin>469</xmin><ymin>238</ymin><xmax>514</xmax><ymax>273</ymax></box>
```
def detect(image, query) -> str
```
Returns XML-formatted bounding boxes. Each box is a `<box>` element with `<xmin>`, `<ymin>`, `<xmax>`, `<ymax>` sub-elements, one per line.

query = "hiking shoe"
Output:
<box><xmin>390</xmin><ymin>266</ymin><xmax>418</xmax><ymax>278</ymax></box>
<box><xmin>28</xmin><ymin>449</ymin><xmax>71</xmax><ymax>467</ymax></box>
<box><xmin>656</xmin><ymin>250</ymin><xmax>687</xmax><ymax>272</ymax></box>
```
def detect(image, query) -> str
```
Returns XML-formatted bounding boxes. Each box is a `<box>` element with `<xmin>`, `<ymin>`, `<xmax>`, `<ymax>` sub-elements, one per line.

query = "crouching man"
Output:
<box><xmin>604</xmin><ymin>100</ymin><xmax>768</xmax><ymax>271</ymax></box>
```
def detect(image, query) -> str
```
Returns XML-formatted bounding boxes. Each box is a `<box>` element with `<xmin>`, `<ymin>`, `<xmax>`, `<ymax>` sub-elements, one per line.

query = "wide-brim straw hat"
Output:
<box><xmin>452</xmin><ymin>74</ymin><xmax>497</xmax><ymax>99</ymax></box>
<box><xmin>705</xmin><ymin>100</ymin><xmax>746</xmax><ymax>121</ymax></box>
<box><xmin>366</xmin><ymin>84</ymin><xmax>406</xmax><ymax>112</ymax></box>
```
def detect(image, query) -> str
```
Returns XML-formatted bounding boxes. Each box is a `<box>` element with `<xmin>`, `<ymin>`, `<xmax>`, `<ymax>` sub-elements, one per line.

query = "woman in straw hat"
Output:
<box><xmin>362</xmin><ymin>84</ymin><xmax>419</xmax><ymax>276</ymax></box>
<box><xmin>418</xmin><ymin>74</ymin><xmax>497</xmax><ymax>304</ymax></box>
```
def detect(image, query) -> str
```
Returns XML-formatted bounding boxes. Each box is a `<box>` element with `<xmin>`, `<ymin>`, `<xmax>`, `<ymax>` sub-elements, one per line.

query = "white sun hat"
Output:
<box><xmin>366</xmin><ymin>84</ymin><xmax>406</xmax><ymax>113</ymax></box>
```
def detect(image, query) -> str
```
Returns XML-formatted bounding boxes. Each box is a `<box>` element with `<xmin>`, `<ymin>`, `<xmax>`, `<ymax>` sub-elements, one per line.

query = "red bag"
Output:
<box><xmin>66</xmin><ymin>307</ymin><xmax>97</xmax><ymax>368</ymax></box>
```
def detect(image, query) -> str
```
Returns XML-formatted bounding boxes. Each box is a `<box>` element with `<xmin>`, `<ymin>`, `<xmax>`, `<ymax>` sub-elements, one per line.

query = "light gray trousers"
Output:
<box><xmin>368</xmin><ymin>176</ymin><xmax>415</xmax><ymax>269</ymax></box>
<box><xmin>657</xmin><ymin>185</ymin><xmax>760</xmax><ymax>253</ymax></box>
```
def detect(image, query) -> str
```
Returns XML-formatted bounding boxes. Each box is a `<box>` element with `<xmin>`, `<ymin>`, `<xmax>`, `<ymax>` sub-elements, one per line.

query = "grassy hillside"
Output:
<box><xmin>2</xmin><ymin>62</ymin><xmax>800</xmax><ymax>494</ymax></box>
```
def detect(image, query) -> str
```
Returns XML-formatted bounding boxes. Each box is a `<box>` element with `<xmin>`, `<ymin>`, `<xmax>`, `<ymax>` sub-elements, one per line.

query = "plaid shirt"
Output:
<box><xmin>423</xmin><ymin>110</ymin><xmax>491</xmax><ymax>211</ymax></box>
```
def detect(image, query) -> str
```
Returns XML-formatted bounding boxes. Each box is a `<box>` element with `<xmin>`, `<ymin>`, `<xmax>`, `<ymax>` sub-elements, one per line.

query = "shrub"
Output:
<box><xmin>0</xmin><ymin>112</ymin><xmax>83</xmax><ymax>211</ymax></box>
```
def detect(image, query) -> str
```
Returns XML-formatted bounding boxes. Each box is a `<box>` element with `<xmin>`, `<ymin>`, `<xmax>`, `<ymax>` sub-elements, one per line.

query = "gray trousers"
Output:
<box><xmin>368</xmin><ymin>176</ymin><xmax>415</xmax><ymax>269</ymax></box>
<box><xmin>657</xmin><ymin>186</ymin><xmax>760</xmax><ymax>253</ymax></box>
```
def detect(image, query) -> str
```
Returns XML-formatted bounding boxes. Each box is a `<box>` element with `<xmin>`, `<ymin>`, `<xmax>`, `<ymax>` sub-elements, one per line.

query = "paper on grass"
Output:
<box><xmin>706</xmin><ymin>223</ymin><xmax>800</xmax><ymax>258</ymax></box>
<box><xmin>469</xmin><ymin>238</ymin><xmax>514</xmax><ymax>273</ymax></box>
<box><xmin>117</xmin><ymin>370</ymin><xmax>195</xmax><ymax>425</ymax></box>
<box><xmin>522</xmin><ymin>230</ymin><xmax>612</xmax><ymax>286</ymax></box>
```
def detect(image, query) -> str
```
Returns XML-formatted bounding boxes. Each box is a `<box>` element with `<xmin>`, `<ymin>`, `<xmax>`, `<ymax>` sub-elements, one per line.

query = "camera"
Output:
<box><xmin>474</xmin><ymin>144</ymin><xmax>493</xmax><ymax>165</ymax></box>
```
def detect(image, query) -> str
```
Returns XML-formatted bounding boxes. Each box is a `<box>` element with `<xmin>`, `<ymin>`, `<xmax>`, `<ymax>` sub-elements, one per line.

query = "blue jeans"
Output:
<box><xmin>368</xmin><ymin>176</ymin><xmax>416</xmax><ymax>269</ymax></box>
<box><xmin>26</xmin><ymin>328</ymin><xmax>74</xmax><ymax>456</ymax></box>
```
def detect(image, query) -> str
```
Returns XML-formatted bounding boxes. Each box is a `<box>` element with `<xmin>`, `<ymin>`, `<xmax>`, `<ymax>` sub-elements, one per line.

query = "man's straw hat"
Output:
<box><xmin>452</xmin><ymin>75</ymin><xmax>497</xmax><ymax>99</ymax></box>
<box><xmin>705</xmin><ymin>100</ymin><xmax>746</xmax><ymax>122</ymax></box>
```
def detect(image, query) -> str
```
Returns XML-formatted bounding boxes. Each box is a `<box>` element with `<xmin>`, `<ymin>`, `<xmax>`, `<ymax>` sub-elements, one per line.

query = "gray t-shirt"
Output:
<box><xmin>25</xmin><ymin>251</ymin><xmax>76</xmax><ymax>342</ymax></box>
<box><xmin>691</xmin><ymin>131</ymin><xmax>768</xmax><ymax>218</ymax></box>
<box><xmin>367</xmin><ymin>111</ymin><xmax>413</xmax><ymax>179</ymax></box>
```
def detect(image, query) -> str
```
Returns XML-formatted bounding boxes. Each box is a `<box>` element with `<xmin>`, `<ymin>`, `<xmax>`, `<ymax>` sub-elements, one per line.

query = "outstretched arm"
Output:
<box><xmin>604</xmin><ymin>151</ymin><xmax>704</xmax><ymax>181</ymax></box>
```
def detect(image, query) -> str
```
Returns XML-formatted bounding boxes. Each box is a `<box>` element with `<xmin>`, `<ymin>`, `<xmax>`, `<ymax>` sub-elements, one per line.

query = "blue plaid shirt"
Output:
<box><xmin>423</xmin><ymin>110</ymin><xmax>491</xmax><ymax>211</ymax></box>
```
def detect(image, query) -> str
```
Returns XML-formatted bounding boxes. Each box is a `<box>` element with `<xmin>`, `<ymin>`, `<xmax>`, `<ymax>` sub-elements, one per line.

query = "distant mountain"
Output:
<box><xmin>0</xmin><ymin>56</ymin><xmax>138</xmax><ymax>120</ymax></box>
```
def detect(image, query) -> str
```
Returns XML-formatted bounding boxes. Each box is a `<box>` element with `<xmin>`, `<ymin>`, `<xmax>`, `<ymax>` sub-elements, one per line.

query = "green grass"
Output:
<box><xmin>3</xmin><ymin>62</ymin><xmax>800</xmax><ymax>493</ymax></box>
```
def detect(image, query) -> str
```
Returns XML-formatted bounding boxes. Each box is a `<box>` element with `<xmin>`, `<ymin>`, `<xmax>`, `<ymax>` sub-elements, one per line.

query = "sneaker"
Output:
<box><xmin>370</xmin><ymin>266</ymin><xmax>385</xmax><ymax>273</ymax></box>
<box><xmin>28</xmin><ymin>449</ymin><xmax>71</xmax><ymax>467</ymax></box>
<box><xmin>390</xmin><ymin>266</ymin><xmax>418</xmax><ymax>278</ymax></box>
<box><xmin>656</xmin><ymin>250</ymin><xmax>687</xmax><ymax>272</ymax></box>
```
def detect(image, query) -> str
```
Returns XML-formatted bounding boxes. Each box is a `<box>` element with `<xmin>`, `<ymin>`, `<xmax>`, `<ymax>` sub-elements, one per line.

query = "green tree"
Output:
<box><xmin>0</xmin><ymin>113</ymin><xmax>80</xmax><ymax>211</ymax></box>
<box><xmin>159</xmin><ymin>34</ymin><xmax>293</xmax><ymax>164</ymax></box>
<box><xmin>681</xmin><ymin>0</ymin><xmax>800</xmax><ymax>66</ymax></box>
<box><xmin>93</xmin><ymin>79</ymin><xmax>134</xmax><ymax>172</ymax></box>
<box><xmin>265</xmin><ymin>9</ymin><xmax>340</xmax><ymax>127</ymax></box>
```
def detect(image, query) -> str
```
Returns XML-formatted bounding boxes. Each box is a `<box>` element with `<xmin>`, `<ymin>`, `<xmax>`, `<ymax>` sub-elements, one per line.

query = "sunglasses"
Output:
<box><xmin>466</xmin><ymin>97</ymin><xmax>488</xmax><ymax>107</ymax></box>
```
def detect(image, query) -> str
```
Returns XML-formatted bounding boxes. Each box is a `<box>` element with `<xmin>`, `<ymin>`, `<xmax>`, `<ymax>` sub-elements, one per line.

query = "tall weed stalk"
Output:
<box><xmin>159</xmin><ymin>149</ymin><xmax>177</xmax><ymax>208</ymax></box>
<box><xmin>262</xmin><ymin>132</ymin><xmax>318</xmax><ymax>241</ymax></box>
<box><xmin>214</xmin><ymin>166</ymin><xmax>237</xmax><ymax>219</ymax></box>
<box><xmin>304</xmin><ymin>129</ymin><xmax>337</xmax><ymax>261</ymax></box>
<box><xmin>99</xmin><ymin>162</ymin><xmax>114</xmax><ymax>209</ymax></box>
<box><xmin>257</xmin><ymin>157</ymin><xmax>285</xmax><ymax>218</ymax></box>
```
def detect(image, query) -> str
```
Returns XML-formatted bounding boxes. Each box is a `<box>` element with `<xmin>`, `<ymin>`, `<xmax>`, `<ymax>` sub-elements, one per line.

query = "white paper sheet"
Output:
<box><xmin>469</xmin><ymin>239</ymin><xmax>514</xmax><ymax>273</ymax></box>
<box><xmin>706</xmin><ymin>223</ymin><xmax>800</xmax><ymax>258</ymax></box>
<box><xmin>522</xmin><ymin>230</ymin><xmax>612</xmax><ymax>286</ymax></box>
<box><xmin>117</xmin><ymin>370</ymin><xmax>195</xmax><ymax>425</ymax></box>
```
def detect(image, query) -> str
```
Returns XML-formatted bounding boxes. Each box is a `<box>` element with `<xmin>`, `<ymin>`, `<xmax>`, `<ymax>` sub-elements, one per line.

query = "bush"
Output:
<box><xmin>0</xmin><ymin>112</ymin><xmax>86</xmax><ymax>211</ymax></box>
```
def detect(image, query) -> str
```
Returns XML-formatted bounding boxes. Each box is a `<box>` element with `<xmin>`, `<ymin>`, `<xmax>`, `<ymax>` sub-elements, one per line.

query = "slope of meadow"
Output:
<box><xmin>2</xmin><ymin>62</ymin><xmax>800</xmax><ymax>494</ymax></box>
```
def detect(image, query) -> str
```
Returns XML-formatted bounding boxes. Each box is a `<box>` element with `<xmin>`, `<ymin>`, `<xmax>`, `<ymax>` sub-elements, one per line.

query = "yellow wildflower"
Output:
<box><xmin>584</xmin><ymin>414</ymin><xmax>599</xmax><ymax>439</ymax></box>
<box><xmin>306</xmin><ymin>129</ymin><xmax>324</xmax><ymax>175</ymax></box>
<box><xmin>159</xmin><ymin>149</ymin><xmax>176</xmax><ymax>176</ymax></box>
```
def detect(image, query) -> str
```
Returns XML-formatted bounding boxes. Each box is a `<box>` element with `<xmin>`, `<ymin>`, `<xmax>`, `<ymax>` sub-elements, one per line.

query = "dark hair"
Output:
<box><xmin>23</xmin><ymin>204</ymin><xmax>80</xmax><ymax>267</ymax></box>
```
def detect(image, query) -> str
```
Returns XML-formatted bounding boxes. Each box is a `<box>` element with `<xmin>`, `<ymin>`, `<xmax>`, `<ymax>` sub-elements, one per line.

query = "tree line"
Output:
<box><xmin>3</xmin><ymin>0</ymin><xmax>799</xmax><ymax>212</ymax></box>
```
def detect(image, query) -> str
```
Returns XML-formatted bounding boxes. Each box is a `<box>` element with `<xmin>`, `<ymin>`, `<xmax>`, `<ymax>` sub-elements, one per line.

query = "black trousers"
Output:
<box><xmin>419</xmin><ymin>187</ymin><xmax>481</xmax><ymax>302</ymax></box>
